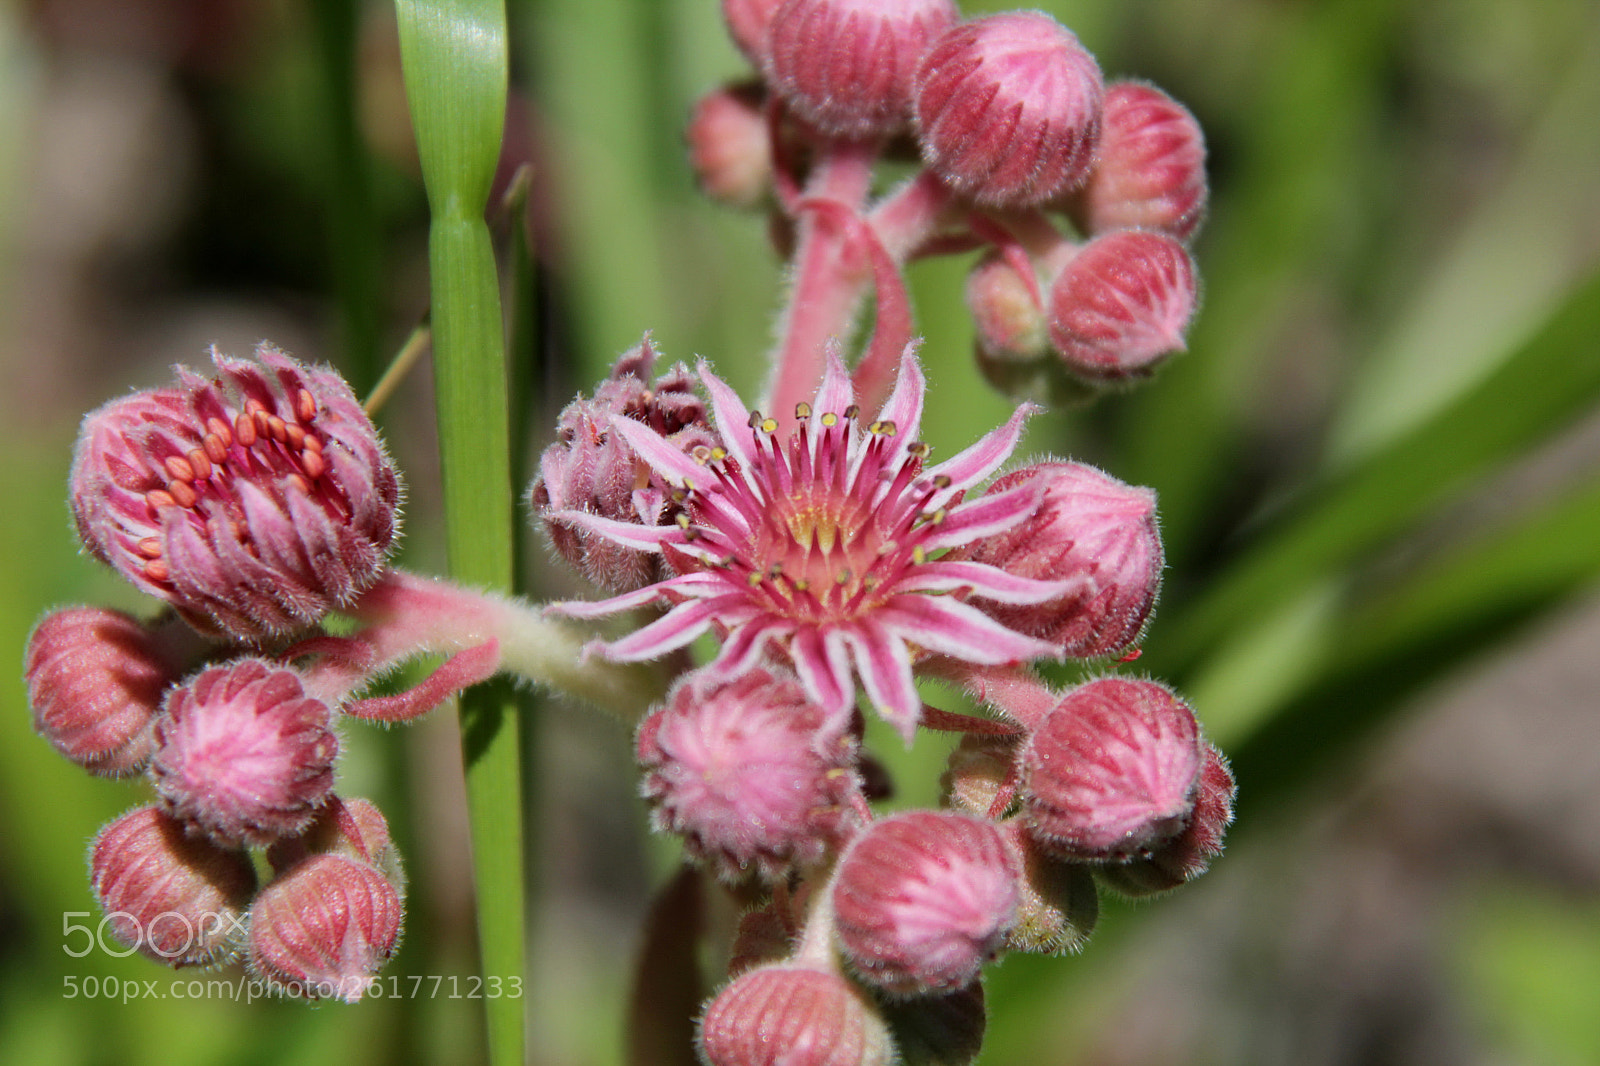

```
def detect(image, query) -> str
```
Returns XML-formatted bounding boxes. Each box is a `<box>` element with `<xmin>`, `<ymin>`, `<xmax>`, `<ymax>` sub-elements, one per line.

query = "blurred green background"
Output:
<box><xmin>4</xmin><ymin>0</ymin><xmax>1600</xmax><ymax>1063</ymax></box>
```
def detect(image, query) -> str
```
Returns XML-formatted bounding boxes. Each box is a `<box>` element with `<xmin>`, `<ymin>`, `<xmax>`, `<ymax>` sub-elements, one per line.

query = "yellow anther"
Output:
<box><xmin>821</xmin><ymin>412</ymin><xmax>838</xmax><ymax>427</ymax></box>
<box><xmin>676</xmin><ymin>513</ymin><xmax>691</xmax><ymax>529</ymax></box>
<box><xmin>760</xmin><ymin>419</ymin><xmax>778</xmax><ymax>434</ymax></box>
<box><xmin>747</xmin><ymin>571</ymin><xmax>764</xmax><ymax>587</ymax></box>
<box><xmin>932</xmin><ymin>474</ymin><xmax>952</xmax><ymax>489</ymax></box>
<box><xmin>844</xmin><ymin>404</ymin><xmax>860</xmax><ymax>420</ymax></box>
<box><xmin>795</xmin><ymin>402</ymin><xmax>812</xmax><ymax>419</ymax></box>
<box><xmin>912</xmin><ymin>545</ymin><xmax>926</xmax><ymax>564</ymax></box>
<box><xmin>711</xmin><ymin>447</ymin><xmax>727</xmax><ymax>461</ymax></box>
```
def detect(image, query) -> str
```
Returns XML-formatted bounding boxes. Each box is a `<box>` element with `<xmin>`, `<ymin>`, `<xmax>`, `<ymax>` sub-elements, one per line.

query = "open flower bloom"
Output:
<box><xmin>549</xmin><ymin>346</ymin><xmax>1072</xmax><ymax>738</ymax></box>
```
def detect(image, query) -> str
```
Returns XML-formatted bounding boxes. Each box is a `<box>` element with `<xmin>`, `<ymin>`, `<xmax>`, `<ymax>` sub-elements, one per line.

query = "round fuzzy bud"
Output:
<box><xmin>248</xmin><ymin>853</ymin><xmax>403</xmax><ymax>1001</ymax></box>
<box><xmin>90</xmin><ymin>805</ymin><xmax>256</xmax><ymax>967</ymax></box>
<box><xmin>955</xmin><ymin>461</ymin><xmax>1162</xmax><ymax>659</ymax></box>
<box><xmin>267</xmin><ymin>795</ymin><xmax>401</xmax><ymax>889</ymax></box>
<box><xmin>1097</xmin><ymin>742</ymin><xmax>1235</xmax><ymax>896</ymax></box>
<box><xmin>638</xmin><ymin>668</ymin><xmax>861</xmax><ymax>883</ymax></box>
<box><xmin>69</xmin><ymin>344</ymin><xmax>402</xmax><ymax>640</ymax></box>
<box><xmin>688</xmin><ymin>81</ymin><xmax>774</xmax><ymax>209</ymax></box>
<box><xmin>722</xmin><ymin>0</ymin><xmax>785</xmax><ymax>67</ymax></box>
<box><xmin>25</xmin><ymin>607</ymin><xmax>181</xmax><ymax>776</ymax></box>
<box><xmin>832</xmin><ymin>811</ymin><xmax>1021</xmax><ymax>996</ymax></box>
<box><xmin>150</xmin><ymin>659</ymin><xmax>338</xmax><ymax>847</ymax></box>
<box><xmin>882</xmin><ymin>981</ymin><xmax>986</xmax><ymax>1066</ymax></box>
<box><xmin>967</xmin><ymin>252</ymin><xmax>1051</xmax><ymax>367</ymax></box>
<box><xmin>531</xmin><ymin>336</ymin><xmax>716</xmax><ymax>592</ymax></box>
<box><xmin>1048</xmin><ymin>229</ymin><xmax>1197</xmax><ymax>382</ymax></box>
<box><xmin>767</xmin><ymin>0</ymin><xmax>959</xmax><ymax>140</ymax></box>
<box><xmin>914</xmin><ymin>12</ymin><xmax>1104</xmax><ymax>206</ymax></box>
<box><xmin>1070</xmin><ymin>81</ymin><xmax>1207</xmax><ymax>240</ymax></box>
<box><xmin>1001</xmin><ymin>823</ymin><xmax>1098</xmax><ymax>955</ymax></box>
<box><xmin>939</xmin><ymin>733</ymin><xmax>1021</xmax><ymax>818</ymax></box>
<box><xmin>699</xmin><ymin>962</ymin><xmax>896</xmax><ymax>1066</ymax></box>
<box><xmin>1020</xmin><ymin>678</ymin><xmax>1203</xmax><ymax>862</ymax></box>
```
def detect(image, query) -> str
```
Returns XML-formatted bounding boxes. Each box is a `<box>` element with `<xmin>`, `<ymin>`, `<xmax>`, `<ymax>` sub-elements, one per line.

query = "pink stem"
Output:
<box><xmin>766</xmin><ymin>140</ymin><xmax>878</xmax><ymax>425</ymax></box>
<box><xmin>922</xmin><ymin>661</ymin><xmax>1061</xmax><ymax>732</ymax></box>
<box><xmin>918</xmin><ymin>703</ymin><xmax>1024</xmax><ymax>736</ymax></box>
<box><xmin>847</xmin><ymin>213</ymin><xmax>913</xmax><ymax>417</ymax></box>
<box><xmin>867</xmin><ymin>170</ymin><xmax>961</xmax><ymax>261</ymax></box>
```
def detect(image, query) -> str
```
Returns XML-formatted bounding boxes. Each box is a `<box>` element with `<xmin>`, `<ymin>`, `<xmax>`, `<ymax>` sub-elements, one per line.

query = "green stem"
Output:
<box><xmin>395</xmin><ymin>3</ymin><xmax>523</xmax><ymax>1064</ymax></box>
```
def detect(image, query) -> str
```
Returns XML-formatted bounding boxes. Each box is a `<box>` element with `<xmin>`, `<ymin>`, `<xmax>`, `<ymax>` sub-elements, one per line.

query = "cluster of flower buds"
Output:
<box><xmin>28</xmin><ymin>345</ymin><xmax>508</xmax><ymax>1000</ymax></box>
<box><xmin>687</xmin><ymin>0</ymin><xmax>1205</xmax><ymax>415</ymax></box>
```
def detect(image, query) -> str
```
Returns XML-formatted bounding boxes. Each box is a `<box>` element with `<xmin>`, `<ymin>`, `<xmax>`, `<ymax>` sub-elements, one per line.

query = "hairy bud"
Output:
<box><xmin>247</xmin><ymin>853</ymin><xmax>403</xmax><ymax>1001</ymax></box>
<box><xmin>1070</xmin><ymin>81</ymin><xmax>1208</xmax><ymax>240</ymax></box>
<box><xmin>699</xmin><ymin>962</ymin><xmax>895</xmax><ymax>1066</ymax></box>
<box><xmin>689</xmin><ymin>81</ymin><xmax>774</xmax><ymax>210</ymax></box>
<box><xmin>1048</xmin><ymin>230</ymin><xmax>1197</xmax><ymax>382</ymax></box>
<box><xmin>1096</xmin><ymin>742</ymin><xmax>1235</xmax><ymax>896</ymax></box>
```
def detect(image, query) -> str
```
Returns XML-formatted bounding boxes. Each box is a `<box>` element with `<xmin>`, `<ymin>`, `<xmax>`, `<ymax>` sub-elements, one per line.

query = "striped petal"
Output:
<box><xmin>903</xmin><ymin>560</ymin><xmax>1081</xmax><ymax>604</ymax></box>
<box><xmin>844</xmin><ymin>620</ymin><xmax>921</xmax><ymax>742</ymax></box>
<box><xmin>878</xmin><ymin>594</ymin><xmax>1061</xmax><ymax>664</ymax></box>
<box><xmin>925</xmin><ymin>402</ymin><xmax>1037</xmax><ymax>497</ymax></box>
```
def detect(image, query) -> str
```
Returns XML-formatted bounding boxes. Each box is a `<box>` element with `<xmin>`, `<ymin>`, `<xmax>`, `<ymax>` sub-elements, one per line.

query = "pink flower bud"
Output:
<box><xmin>966</xmin><ymin>252</ymin><xmax>1051</xmax><ymax>367</ymax></box>
<box><xmin>939</xmin><ymin>733</ymin><xmax>1021</xmax><ymax>818</ymax></box>
<box><xmin>1097</xmin><ymin>742</ymin><xmax>1234</xmax><ymax>896</ymax></box>
<box><xmin>699</xmin><ymin>962</ymin><xmax>895</xmax><ymax>1066</ymax></box>
<box><xmin>953</xmin><ymin>461</ymin><xmax>1162</xmax><ymax>659</ymax></box>
<box><xmin>530</xmin><ymin>336</ymin><xmax>715</xmax><ymax>592</ymax></box>
<box><xmin>150</xmin><ymin>658</ymin><xmax>338</xmax><ymax>847</ymax></box>
<box><xmin>247</xmin><ymin>853</ymin><xmax>402</xmax><ymax>1001</ymax></box>
<box><xmin>266</xmin><ymin>795</ymin><xmax>400</xmax><ymax>886</ymax></box>
<box><xmin>688</xmin><ymin>81</ymin><xmax>774</xmax><ymax>210</ymax></box>
<box><xmin>69</xmin><ymin>344</ymin><xmax>402</xmax><ymax>639</ymax></box>
<box><xmin>914</xmin><ymin>12</ymin><xmax>1104</xmax><ymax>206</ymax></box>
<box><xmin>767</xmin><ymin>0</ymin><xmax>958</xmax><ymax>140</ymax></box>
<box><xmin>1001</xmin><ymin>823</ymin><xmax>1099</xmax><ymax>955</ymax></box>
<box><xmin>638</xmin><ymin>668</ymin><xmax>861</xmax><ymax>882</ymax></box>
<box><xmin>25</xmin><ymin>607</ymin><xmax>181</xmax><ymax>776</ymax></box>
<box><xmin>1020</xmin><ymin>678</ymin><xmax>1203</xmax><ymax>861</ymax></box>
<box><xmin>721</xmin><ymin>0</ymin><xmax>785</xmax><ymax>67</ymax></box>
<box><xmin>1048</xmin><ymin>230</ymin><xmax>1197</xmax><ymax>382</ymax></box>
<box><xmin>1070</xmin><ymin>81</ymin><xmax>1207</xmax><ymax>240</ymax></box>
<box><xmin>90</xmin><ymin>805</ymin><xmax>256</xmax><ymax>967</ymax></box>
<box><xmin>831</xmin><ymin>811</ymin><xmax>1021</xmax><ymax>995</ymax></box>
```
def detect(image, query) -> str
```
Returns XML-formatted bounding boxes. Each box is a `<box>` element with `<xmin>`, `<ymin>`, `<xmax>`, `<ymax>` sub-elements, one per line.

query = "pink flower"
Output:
<box><xmin>550</xmin><ymin>347</ymin><xmax>1072</xmax><ymax>738</ymax></box>
<box><xmin>70</xmin><ymin>344</ymin><xmax>401</xmax><ymax>639</ymax></box>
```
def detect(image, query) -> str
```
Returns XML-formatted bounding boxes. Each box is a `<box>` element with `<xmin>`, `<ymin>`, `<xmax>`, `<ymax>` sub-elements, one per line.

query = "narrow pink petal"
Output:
<box><xmin>698</xmin><ymin>360</ymin><xmax>758</xmax><ymax>474</ymax></box>
<box><xmin>925</xmin><ymin>402</ymin><xmax>1039</xmax><ymax>496</ymax></box>
<box><xmin>609</xmin><ymin>415</ymin><xmax>708</xmax><ymax>489</ymax></box>
<box><xmin>873</xmin><ymin>343</ymin><xmax>926</xmax><ymax>440</ymax></box>
<box><xmin>547</xmin><ymin>572</ymin><xmax>728</xmax><ymax>619</ymax></box>
<box><xmin>545</xmin><ymin>508</ymin><xmax>679</xmax><ymax>552</ymax></box>
<box><xmin>842</xmin><ymin>622</ymin><xmax>922</xmax><ymax>742</ymax></box>
<box><xmin>878</xmin><ymin>594</ymin><xmax>1061</xmax><ymax>664</ymax></box>
<box><xmin>791</xmin><ymin>624</ymin><xmax>855</xmax><ymax>716</ymax></box>
<box><xmin>707</xmin><ymin>615</ymin><xmax>793</xmax><ymax>679</ymax></box>
<box><xmin>903</xmin><ymin>560</ymin><xmax>1082</xmax><ymax>604</ymax></box>
<box><xmin>919</xmin><ymin>484</ymin><xmax>1042</xmax><ymax>551</ymax></box>
<box><xmin>809</xmin><ymin>341</ymin><xmax>855</xmax><ymax>419</ymax></box>
<box><xmin>592</xmin><ymin>596</ymin><xmax>746</xmax><ymax>662</ymax></box>
<box><xmin>344</xmin><ymin>640</ymin><xmax>501</xmax><ymax>722</ymax></box>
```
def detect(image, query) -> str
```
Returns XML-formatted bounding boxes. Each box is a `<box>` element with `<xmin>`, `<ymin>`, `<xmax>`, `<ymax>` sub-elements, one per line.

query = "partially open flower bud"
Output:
<box><xmin>1096</xmin><ymin>742</ymin><xmax>1235</xmax><ymax>896</ymax></box>
<box><xmin>150</xmin><ymin>659</ymin><xmax>338</xmax><ymax>847</ymax></box>
<box><xmin>689</xmin><ymin>81</ymin><xmax>774</xmax><ymax>210</ymax></box>
<box><xmin>1020</xmin><ymin>678</ymin><xmax>1203</xmax><ymax>862</ymax></box>
<box><xmin>1001</xmin><ymin>823</ymin><xmax>1098</xmax><ymax>955</ymax></box>
<box><xmin>1069</xmin><ymin>81</ymin><xmax>1208</xmax><ymax>240</ymax></box>
<box><xmin>638</xmin><ymin>668</ymin><xmax>861</xmax><ymax>883</ymax></box>
<box><xmin>90</xmin><ymin>805</ymin><xmax>256</xmax><ymax>967</ymax></box>
<box><xmin>832</xmin><ymin>811</ymin><xmax>1020</xmax><ymax>996</ymax></box>
<box><xmin>1048</xmin><ymin>230</ymin><xmax>1197</xmax><ymax>382</ymax></box>
<box><xmin>69</xmin><ymin>344</ymin><xmax>402</xmax><ymax>639</ymax></box>
<box><xmin>530</xmin><ymin>336</ymin><xmax>716</xmax><ymax>592</ymax></box>
<box><xmin>767</xmin><ymin>0</ymin><xmax>958</xmax><ymax>140</ymax></box>
<box><xmin>248</xmin><ymin>853</ymin><xmax>403</xmax><ymax>1001</ymax></box>
<box><xmin>914</xmin><ymin>12</ymin><xmax>1103</xmax><ymax>206</ymax></box>
<box><xmin>951</xmin><ymin>460</ymin><xmax>1162</xmax><ymax>659</ymax></box>
<box><xmin>699</xmin><ymin>962</ymin><xmax>896</xmax><ymax>1066</ymax></box>
<box><xmin>26</xmin><ymin>606</ymin><xmax>182</xmax><ymax>776</ymax></box>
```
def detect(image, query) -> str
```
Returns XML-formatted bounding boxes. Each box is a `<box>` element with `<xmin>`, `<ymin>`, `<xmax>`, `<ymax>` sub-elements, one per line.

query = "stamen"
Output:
<box><xmin>286</xmin><ymin>473</ymin><xmax>312</xmax><ymax>495</ymax></box>
<box><xmin>235</xmin><ymin>412</ymin><xmax>258</xmax><ymax>448</ymax></box>
<box><xmin>137</xmin><ymin>537</ymin><xmax>163</xmax><ymax>558</ymax></box>
<box><xmin>821</xmin><ymin>412</ymin><xmax>838</xmax><ymax>427</ymax></box>
<box><xmin>795</xmin><ymin>402</ymin><xmax>812</xmax><ymax>420</ymax></box>
<box><xmin>301</xmin><ymin>450</ymin><xmax>326</xmax><ymax>480</ymax></box>
<box><xmin>675</xmin><ymin>514</ymin><xmax>691</xmax><ymax>529</ymax></box>
<box><xmin>206</xmin><ymin>417</ymin><xmax>233</xmax><ymax>447</ymax></box>
<box><xmin>692</xmin><ymin>445</ymin><xmax>713</xmax><ymax>464</ymax></box>
<box><xmin>710</xmin><ymin>446</ymin><xmax>727</xmax><ymax>462</ymax></box>
<box><xmin>168</xmin><ymin>480</ymin><xmax>198</xmax><ymax>508</ymax></box>
<box><xmin>748</xmin><ymin>410</ymin><xmax>763</xmax><ymax>429</ymax></box>
<box><xmin>245</xmin><ymin>398</ymin><xmax>268</xmax><ymax>415</ymax></box>
<box><xmin>746</xmin><ymin>571</ymin><xmax>763</xmax><ymax>587</ymax></box>
<box><xmin>203</xmin><ymin>433</ymin><xmax>229</xmax><ymax>465</ymax></box>
<box><xmin>146</xmin><ymin>489</ymin><xmax>177</xmax><ymax>512</ymax></box>
<box><xmin>868</xmin><ymin>420</ymin><xmax>897</xmax><ymax>436</ymax></box>
<box><xmin>302</xmin><ymin>433</ymin><xmax>323</xmax><ymax>453</ymax></box>
<box><xmin>164</xmin><ymin>455</ymin><xmax>196</xmax><ymax>482</ymax></box>
<box><xmin>835</xmin><ymin>567</ymin><xmax>853</xmax><ymax>585</ymax></box>
<box><xmin>907</xmin><ymin>441</ymin><xmax>930</xmax><ymax>458</ymax></box>
<box><xmin>267</xmin><ymin>415</ymin><xmax>288</xmax><ymax>444</ymax></box>
<box><xmin>932</xmin><ymin>474</ymin><xmax>952</xmax><ymax>489</ymax></box>
<box><xmin>844</xmin><ymin>404</ymin><xmax>860</xmax><ymax>420</ymax></box>
<box><xmin>912</xmin><ymin>545</ymin><xmax>927</xmax><ymax>564</ymax></box>
<box><xmin>253</xmin><ymin>410</ymin><xmax>272</xmax><ymax>439</ymax></box>
<box><xmin>760</xmin><ymin>418</ymin><xmax>778</xmax><ymax>434</ymax></box>
<box><xmin>186</xmin><ymin>448</ymin><xmax>213</xmax><ymax>481</ymax></box>
<box><xmin>296</xmin><ymin>388</ymin><xmax>317</xmax><ymax>422</ymax></box>
<box><xmin>143</xmin><ymin>559</ymin><xmax>170</xmax><ymax>583</ymax></box>
<box><xmin>283</xmin><ymin>423</ymin><xmax>306</xmax><ymax>451</ymax></box>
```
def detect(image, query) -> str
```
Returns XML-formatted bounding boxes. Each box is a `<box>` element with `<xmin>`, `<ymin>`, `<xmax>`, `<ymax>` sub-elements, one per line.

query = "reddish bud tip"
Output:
<box><xmin>915</xmin><ymin>12</ymin><xmax>1104</xmax><ymax>206</ymax></box>
<box><xmin>26</xmin><ymin>607</ymin><xmax>178</xmax><ymax>776</ymax></box>
<box><xmin>531</xmin><ymin>336</ymin><xmax>716</xmax><ymax>592</ymax></box>
<box><xmin>832</xmin><ymin>810</ymin><xmax>1021</xmax><ymax>995</ymax></box>
<box><xmin>90</xmin><ymin>805</ymin><xmax>256</xmax><ymax>967</ymax></box>
<box><xmin>956</xmin><ymin>461</ymin><xmax>1162</xmax><ymax>659</ymax></box>
<box><xmin>1071</xmin><ymin>81</ymin><xmax>1208</xmax><ymax>240</ymax></box>
<box><xmin>69</xmin><ymin>344</ymin><xmax>402</xmax><ymax>639</ymax></box>
<box><xmin>721</xmin><ymin>0</ymin><xmax>785</xmax><ymax>67</ymax></box>
<box><xmin>699</xmin><ymin>962</ymin><xmax>895</xmax><ymax>1066</ymax></box>
<box><xmin>638</xmin><ymin>668</ymin><xmax>861</xmax><ymax>883</ymax></box>
<box><xmin>1020</xmin><ymin>678</ymin><xmax>1203</xmax><ymax>861</ymax></box>
<box><xmin>150</xmin><ymin>659</ymin><xmax>339</xmax><ymax>847</ymax></box>
<box><xmin>1096</xmin><ymin>742</ymin><xmax>1235</xmax><ymax>896</ymax></box>
<box><xmin>767</xmin><ymin>0</ymin><xmax>958</xmax><ymax>140</ymax></box>
<box><xmin>247</xmin><ymin>853</ymin><xmax>403</xmax><ymax>1001</ymax></box>
<box><xmin>1048</xmin><ymin>230</ymin><xmax>1197</xmax><ymax>382</ymax></box>
<box><xmin>688</xmin><ymin>81</ymin><xmax>774</xmax><ymax>209</ymax></box>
